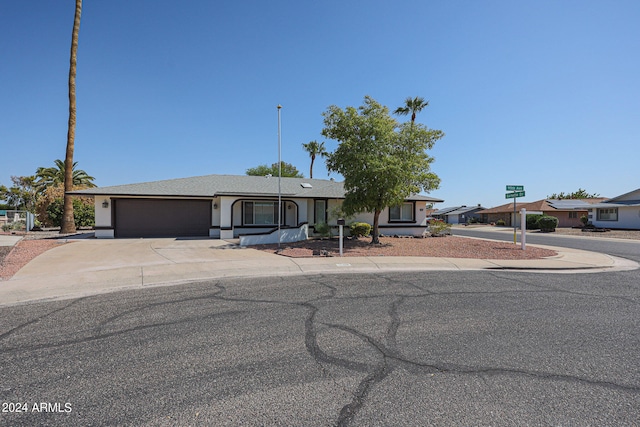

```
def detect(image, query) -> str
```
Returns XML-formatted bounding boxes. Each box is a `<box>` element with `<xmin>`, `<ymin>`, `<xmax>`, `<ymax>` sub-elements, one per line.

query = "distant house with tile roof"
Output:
<box><xmin>70</xmin><ymin>174</ymin><xmax>444</xmax><ymax>243</ymax></box>
<box><xmin>478</xmin><ymin>198</ymin><xmax>607</xmax><ymax>227</ymax></box>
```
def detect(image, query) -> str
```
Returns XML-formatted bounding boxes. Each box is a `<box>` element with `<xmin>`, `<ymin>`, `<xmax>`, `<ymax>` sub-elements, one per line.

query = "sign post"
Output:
<box><xmin>505</xmin><ymin>186</ymin><xmax>525</xmax><ymax>244</ymax></box>
<box><xmin>520</xmin><ymin>208</ymin><xmax>526</xmax><ymax>250</ymax></box>
<box><xmin>337</xmin><ymin>218</ymin><xmax>345</xmax><ymax>256</ymax></box>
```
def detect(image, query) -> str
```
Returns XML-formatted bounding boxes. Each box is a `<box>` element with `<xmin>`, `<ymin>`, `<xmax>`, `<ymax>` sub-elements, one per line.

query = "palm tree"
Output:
<box><xmin>35</xmin><ymin>159</ymin><xmax>95</xmax><ymax>192</ymax></box>
<box><xmin>394</xmin><ymin>96</ymin><xmax>429</xmax><ymax>123</ymax></box>
<box><xmin>301</xmin><ymin>140</ymin><xmax>327</xmax><ymax>179</ymax></box>
<box><xmin>61</xmin><ymin>0</ymin><xmax>82</xmax><ymax>234</ymax></box>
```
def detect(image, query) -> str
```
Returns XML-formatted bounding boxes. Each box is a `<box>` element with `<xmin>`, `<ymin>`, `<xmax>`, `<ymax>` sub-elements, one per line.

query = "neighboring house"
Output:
<box><xmin>584</xmin><ymin>188</ymin><xmax>640</xmax><ymax>230</ymax></box>
<box><xmin>478</xmin><ymin>199</ymin><xmax>606</xmax><ymax>227</ymax></box>
<box><xmin>431</xmin><ymin>206</ymin><xmax>461</xmax><ymax>222</ymax></box>
<box><xmin>70</xmin><ymin>174</ymin><xmax>443</xmax><ymax>243</ymax></box>
<box><xmin>477</xmin><ymin>203</ymin><xmax>525</xmax><ymax>227</ymax></box>
<box><xmin>433</xmin><ymin>205</ymin><xmax>485</xmax><ymax>224</ymax></box>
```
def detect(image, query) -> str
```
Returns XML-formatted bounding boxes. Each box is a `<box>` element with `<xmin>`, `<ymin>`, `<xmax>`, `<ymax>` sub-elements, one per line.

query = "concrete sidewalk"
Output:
<box><xmin>0</xmin><ymin>237</ymin><xmax>637</xmax><ymax>306</ymax></box>
<box><xmin>0</xmin><ymin>235</ymin><xmax>23</xmax><ymax>247</ymax></box>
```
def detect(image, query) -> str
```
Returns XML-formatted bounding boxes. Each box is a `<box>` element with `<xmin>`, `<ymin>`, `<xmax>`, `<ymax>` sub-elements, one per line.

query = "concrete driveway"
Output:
<box><xmin>3</xmin><ymin>237</ymin><xmax>301</xmax><ymax>305</ymax></box>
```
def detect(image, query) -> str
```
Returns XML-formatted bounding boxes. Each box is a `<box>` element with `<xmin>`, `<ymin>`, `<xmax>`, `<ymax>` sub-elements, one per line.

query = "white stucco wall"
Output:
<box><xmin>591</xmin><ymin>206</ymin><xmax>640</xmax><ymax>229</ymax></box>
<box><xmin>94</xmin><ymin>197</ymin><xmax>114</xmax><ymax>238</ymax></box>
<box><xmin>239</xmin><ymin>224</ymin><xmax>308</xmax><ymax>246</ymax></box>
<box><xmin>320</xmin><ymin>200</ymin><xmax>431</xmax><ymax>237</ymax></box>
<box><xmin>94</xmin><ymin>197</ymin><xmax>112</xmax><ymax>227</ymax></box>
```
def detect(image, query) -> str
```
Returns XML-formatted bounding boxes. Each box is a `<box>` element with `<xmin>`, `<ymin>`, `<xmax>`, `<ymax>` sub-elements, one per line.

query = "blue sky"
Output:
<box><xmin>2</xmin><ymin>0</ymin><xmax>639</xmax><ymax>208</ymax></box>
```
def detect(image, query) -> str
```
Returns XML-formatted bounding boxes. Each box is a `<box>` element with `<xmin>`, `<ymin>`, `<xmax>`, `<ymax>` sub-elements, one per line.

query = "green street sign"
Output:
<box><xmin>506</xmin><ymin>185</ymin><xmax>524</xmax><ymax>191</ymax></box>
<box><xmin>505</xmin><ymin>191</ymin><xmax>525</xmax><ymax>199</ymax></box>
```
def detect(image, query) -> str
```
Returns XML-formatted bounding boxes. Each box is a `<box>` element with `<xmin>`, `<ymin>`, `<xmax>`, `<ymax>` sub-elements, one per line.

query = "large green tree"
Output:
<box><xmin>301</xmin><ymin>140</ymin><xmax>327</xmax><ymax>179</ymax></box>
<box><xmin>323</xmin><ymin>96</ymin><xmax>444</xmax><ymax>244</ymax></box>
<box><xmin>547</xmin><ymin>188</ymin><xmax>601</xmax><ymax>199</ymax></box>
<box><xmin>61</xmin><ymin>0</ymin><xmax>82</xmax><ymax>234</ymax></box>
<box><xmin>246</xmin><ymin>161</ymin><xmax>304</xmax><ymax>178</ymax></box>
<box><xmin>35</xmin><ymin>159</ymin><xmax>95</xmax><ymax>192</ymax></box>
<box><xmin>0</xmin><ymin>176</ymin><xmax>38</xmax><ymax>212</ymax></box>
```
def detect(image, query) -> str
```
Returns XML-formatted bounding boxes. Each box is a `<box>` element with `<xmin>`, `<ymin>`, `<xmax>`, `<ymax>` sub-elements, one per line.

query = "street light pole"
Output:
<box><xmin>277</xmin><ymin>105</ymin><xmax>282</xmax><ymax>250</ymax></box>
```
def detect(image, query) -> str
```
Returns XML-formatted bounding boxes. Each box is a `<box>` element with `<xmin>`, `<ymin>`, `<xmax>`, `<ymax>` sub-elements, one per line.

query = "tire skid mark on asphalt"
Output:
<box><xmin>0</xmin><ymin>297</ymin><xmax>87</xmax><ymax>341</ymax></box>
<box><xmin>0</xmin><ymin>308</ymin><xmax>243</xmax><ymax>355</ymax></box>
<box><xmin>94</xmin><ymin>288</ymin><xmax>226</xmax><ymax>334</ymax></box>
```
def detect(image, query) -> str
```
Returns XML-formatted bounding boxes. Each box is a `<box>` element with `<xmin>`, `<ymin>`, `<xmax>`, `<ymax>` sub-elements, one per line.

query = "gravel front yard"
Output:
<box><xmin>254</xmin><ymin>236</ymin><xmax>558</xmax><ymax>259</ymax></box>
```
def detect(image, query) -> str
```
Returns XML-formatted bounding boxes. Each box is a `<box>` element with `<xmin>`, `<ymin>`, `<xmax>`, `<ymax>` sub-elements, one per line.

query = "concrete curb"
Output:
<box><xmin>0</xmin><ymin>238</ymin><xmax>637</xmax><ymax>307</ymax></box>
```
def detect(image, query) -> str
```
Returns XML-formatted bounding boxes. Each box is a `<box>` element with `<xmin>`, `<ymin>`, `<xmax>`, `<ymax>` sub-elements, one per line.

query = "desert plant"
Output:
<box><xmin>314</xmin><ymin>222</ymin><xmax>331</xmax><ymax>238</ymax></box>
<box><xmin>350</xmin><ymin>222</ymin><xmax>371</xmax><ymax>238</ymax></box>
<box><xmin>427</xmin><ymin>219</ymin><xmax>452</xmax><ymax>236</ymax></box>
<box><xmin>3</xmin><ymin>220</ymin><xmax>26</xmax><ymax>232</ymax></box>
<box><xmin>496</xmin><ymin>219</ymin><xmax>506</xmax><ymax>226</ymax></box>
<box><xmin>580</xmin><ymin>214</ymin><xmax>589</xmax><ymax>226</ymax></box>
<box><xmin>538</xmin><ymin>216</ymin><xmax>559</xmax><ymax>232</ymax></box>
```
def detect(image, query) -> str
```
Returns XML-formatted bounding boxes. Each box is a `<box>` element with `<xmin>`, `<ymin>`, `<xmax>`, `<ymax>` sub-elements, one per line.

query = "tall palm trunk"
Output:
<box><xmin>61</xmin><ymin>0</ymin><xmax>82</xmax><ymax>234</ymax></box>
<box><xmin>309</xmin><ymin>154</ymin><xmax>315</xmax><ymax>179</ymax></box>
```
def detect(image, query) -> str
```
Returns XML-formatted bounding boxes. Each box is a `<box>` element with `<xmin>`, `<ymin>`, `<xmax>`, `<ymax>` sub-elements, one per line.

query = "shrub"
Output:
<box><xmin>350</xmin><ymin>222</ymin><xmax>371</xmax><ymax>238</ymax></box>
<box><xmin>496</xmin><ymin>219</ymin><xmax>506</xmax><ymax>226</ymax></box>
<box><xmin>36</xmin><ymin>184</ymin><xmax>94</xmax><ymax>228</ymax></box>
<box><xmin>45</xmin><ymin>198</ymin><xmax>95</xmax><ymax>228</ymax></box>
<box><xmin>427</xmin><ymin>219</ymin><xmax>452</xmax><ymax>236</ymax></box>
<box><xmin>526</xmin><ymin>214</ymin><xmax>544</xmax><ymax>230</ymax></box>
<box><xmin>538</xmin><ymin>216</ymin><xmax>558</xmax><ymax>232</ymax></box>
<box><xmin>2</xmin><ymin>221</ymin><xmax>25</xmax><ymax>232</ymax></box>
<box><xmin>314</xmin><ymin>222</ymin><xmax>331</xmax><ymax>238</ymax></box>
<box><xmin>580</xmin><ymin>215</ymin><xmax>589</xmax><ymax>226</ymax></box>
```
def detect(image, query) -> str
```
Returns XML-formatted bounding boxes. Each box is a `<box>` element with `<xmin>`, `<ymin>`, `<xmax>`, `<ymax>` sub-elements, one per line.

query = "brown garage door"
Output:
<box><xmin>114</xmin><ymin>199</ymin><xmax>211</xmax><ymax>238</ymax></box>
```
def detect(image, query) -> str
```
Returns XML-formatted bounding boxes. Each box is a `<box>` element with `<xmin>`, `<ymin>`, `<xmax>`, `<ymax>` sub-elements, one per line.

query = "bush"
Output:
<box><xmin>314</xmin><ymin>222</ymin><xmax>331</xmax><ymax>238</ymax></box>
<box><xmin>36</xmin><ymin>184</ymin><xmax>94</xmax><ymax>228</ymax></box>
<box><xmin>496</xmin><ymin>219</ymin><xmax>506</xmax><ymax>226</ymax></box>
<box><xmin>580</xmin><ymin>215</ymin><xmax>589</xmax><ymax>226</ymax></box>
<box><xmin>427</xmin><ymin>219</ymin><xmax>452</xmax><ymax>236</ymax></box>
<box><xmin>2</xmin><ymin>221</ymin><xmax>25</xmax><ymax>232</ymax></box>
<box><xmin>350</xmin><ymin>222</ymin><xmax>371</xmax><ymax>238</ymax></box>
<box><xmin>526</xmin><ymin>214</ymin><xmax>544</xmax><ymax>230</ymax></box>
<box><xmin>538</xmin><ymin>216</ymin><xmax>558</xmax><ymax>232</ymax></box>
<box><xmin>45</xmin><ymin>198</ymin><xmax>95</xmax><ymax>228</ymax></box>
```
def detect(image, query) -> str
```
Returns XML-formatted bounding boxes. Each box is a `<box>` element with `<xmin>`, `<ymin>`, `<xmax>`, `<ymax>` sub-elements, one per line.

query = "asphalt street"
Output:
<box><xmin>1</xmin><ymin>267</ymin><xmax>639</xmax><ymax>426</ymax></box>
<box><xmin>453</xmin><ymin>227</ymin><xmax>640</xmax><ymax>263</ymax></box>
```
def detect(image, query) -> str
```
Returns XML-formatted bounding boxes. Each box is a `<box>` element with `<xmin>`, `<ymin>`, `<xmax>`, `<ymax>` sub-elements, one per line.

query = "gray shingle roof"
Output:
<box><xmin>69</xmin><ymin>174</ymin><xmax>444</xmax><ymax>202</ymax></box>
<box><xmin>445</xmin><ymin>206</ymin><xmax>486</xmax><ymax>216</ymax></box>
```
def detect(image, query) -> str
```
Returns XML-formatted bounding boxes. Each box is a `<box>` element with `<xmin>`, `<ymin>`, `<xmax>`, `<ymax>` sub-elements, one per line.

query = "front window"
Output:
<box><xmin>243</xmin><ymin>201</ymin><xmax>281</xmax><ymax>225</ymax></box>
<box><xmin>568</xmin><ymin>211</ymin><xmax>578</xmax><ymax>219</ymax></box>
<box><xmin>390</xmin><ymin>202</ymin><xmax>414</xmax><ymax>222</ymax></box>
<box><xmin>314</xmin><ymin>200</ymin><xmax>326</xmax><ymax>224</ymax></box>
<box><xmin>597</xmin><ymin>208</ymin><xmax>618</xmax><ymax>221</ymax></box>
